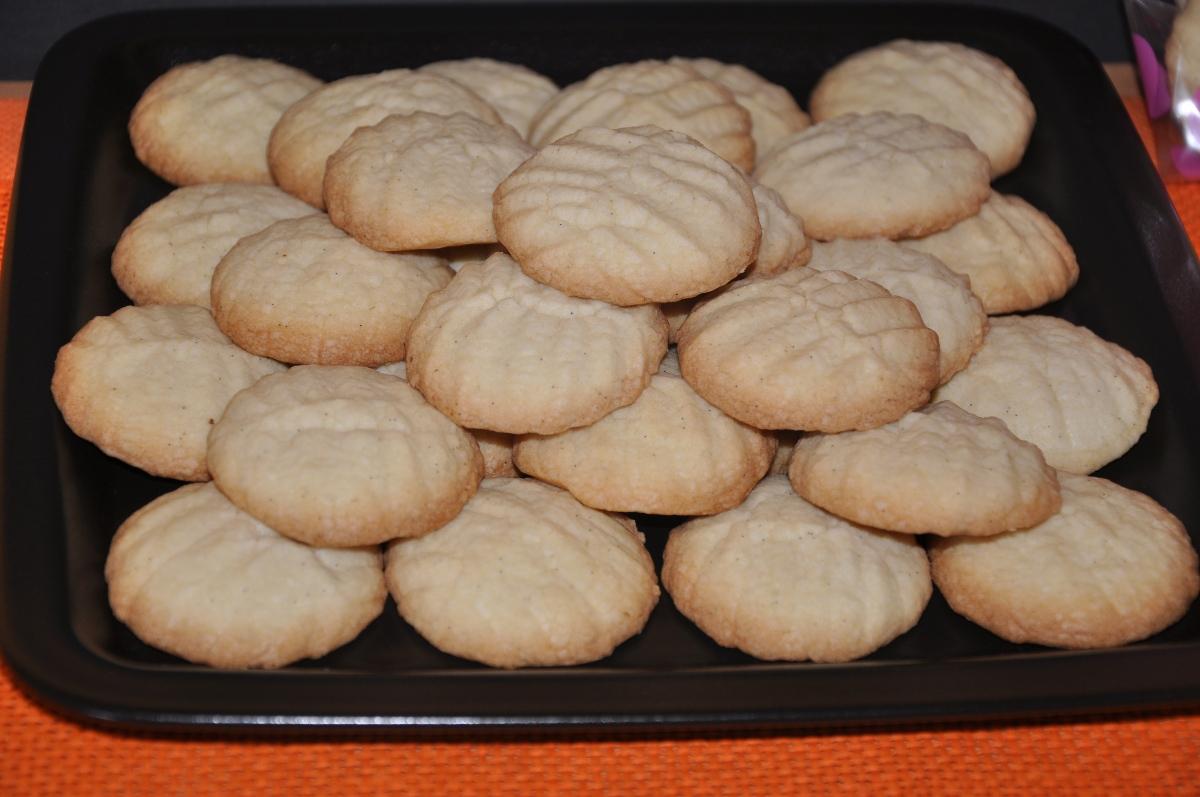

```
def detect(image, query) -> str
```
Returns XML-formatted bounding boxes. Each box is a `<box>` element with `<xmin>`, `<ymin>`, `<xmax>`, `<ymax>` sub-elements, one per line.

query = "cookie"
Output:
<box><xmin>208</xmin><ymin>365</ymin><xmax>483</xmax><ymax>547</ymax></box>
<box><xmin>112</xmin><ymin>183</ymin><xmax>316</xmax><ymax>308</ymax></box>
<box><xmin>902</xmin><ymin>192</ymin><xmax>1079</xmax><ymax>315</ymax></box>
<box><xmin>129</xmin><ymin>55</ymin><xmax>321</xmax><ymax>186</ymax></box>
<box><xmin>420</xmin><ymin>58</ymin><xmax>558</xmax><ymax>138</ymax></box>
<box><xmin>527</xmin><ymin>60</ymin><xmax>755</xmax><ymax>170</ymax></box>
<box><xmin>51</xmin><ymin>305</ymin><xmax>284</xmax><ymax>481</ymax></box>
<box><xmin>753</xmin><ymin>111</ymin><xmax>991</xmax><ymax>240</ymax></box>
<box><xmin>513</xmin><ymin>350</ymin><xmax>776</xmax><ymax>516</ymax></box>
<box><xmin>106</xmin><ymin>483</ymin><xmax>386</xmax><ymax>669</ymax></box>
<box><xmin>385</xmin><ymin>478</ymin><xmax>659</xmax><ymax>668</ymax></box>
<box><xmin>790</xmin><ymin>401</ymin><xmax>1060</xmax><ymax>536</ymax></box>
<box><xmin>662</xmin><ymin>477</ymin><xmax>931</xmax><ymax>662</ymax></box>
<box><xmin>377</xmin><ymin>360</ymin><xmax>517</xmax><ymax>478</ymax></box>
<box><xmin>934</xmin><ymin>315</ymin><xmax>1158</xmax><ymax>474</ymax></box>
<box><xmin>677</xmin><ymin>268</ymin><xmax>939</xmax><ymax>432</ymax></box>
<box><xmin>211</xmin><ymin>214</ymin><xmax>453</xmax><ymax>366</ymax></box>
<box><xmin>268</xmin><ymin>69</ymin><xmax>501</xmax><ymax>207</ymax></box>
<box><xmin>810</xmin><ymin>40</ymin><xmax>1035</xmax><ymax>177</ymax></box>
<box><xmin>324</xmin><ymin>112</ymin><xmax>534</xmax><ymax>251</ymax></box>
<box><xmin>930</xmin><ymin>473</ymin><xmax>1199</xmax><ymax>648</ymax></box>
<box><xmin>494</xmin><ymin>125</ymin><xmax>760</xmax><ymax>305</ymax></box>
<box><xmin>669</xmin><ymin>57</ymin><xmax>811</xmax><ymax>158</ymax></box>
<box><xmin>405</xmin><ymin>252</ymin><xmax>668</xmax><ymax>434</ymax></box>
<box><xmin>807</xmin><ymin>238</ymin><xmax>986</xmax><ymax>383</ymax></box>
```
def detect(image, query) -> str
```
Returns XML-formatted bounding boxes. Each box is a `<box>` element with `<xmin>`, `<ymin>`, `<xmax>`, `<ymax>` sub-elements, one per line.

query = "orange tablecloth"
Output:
<box><xmin>2</xmin><ymin>95</ymin><xmax>1199</xmax><ymax>796</ymax></box>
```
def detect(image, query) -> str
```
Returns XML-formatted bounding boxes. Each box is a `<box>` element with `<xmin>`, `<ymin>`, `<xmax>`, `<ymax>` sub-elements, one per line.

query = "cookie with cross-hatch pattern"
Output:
<box><xmin>385</xmin><ymin>477</ymin><xmax>659</xmax><ymax>668</ymax></box>
<box><xmin>810</xmin><ymin>39</ymin><xmax>1035</xmax><ymax>177</ymax></box>
<box><xmin>494</xmin><ymin>125</ymin><xmax>760</xmax><ymax>306</ymax></box>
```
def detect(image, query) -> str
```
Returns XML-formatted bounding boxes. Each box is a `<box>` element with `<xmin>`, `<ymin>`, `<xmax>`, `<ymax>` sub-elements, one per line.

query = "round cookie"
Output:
<box><xmin>527</xmin><ymin>60</ymin><xmax>755</xmax><ymax>170</ymax></box>
<box><xmin>419</xmin><ymin>58</ymin><xmax>558</xmax><ymax>138</ymax></box>
<box><xmin>106</xmin><ymin>483</ymin><xmax>386</xmax><ymax>669</ymax></box>
<box><xmin>934</xmin><ymin>315</ymin><xmax>1158</xmax><ymax>474</ymax></box>
<box><xmin>325</xmin><ymin>112</ymin><xmax>535</xmax><ymax>251</ymax></box>
<box><xmin>669</xmin><ymin>57</ymin><xmax>811</xmax><ymax>158</ymax></box>
<box><xmin>789</xmin><ymin>401</ymin><xmax>1061</xmax><ymax>536</ymax></box>
<box><xmin>494</xmin><ymin>125</ymin><xmax>760</xmax><ymax>306</ymax></box>
<box><xmin>207</xmin><ymin>365</ymin><xmax>483</xmax><ymax>547</ymax></box>
<box><xmin>930</xmin><ymin>473</ymin><xmax>1200</xmax><ymax>648</ymax></box>
<box><xmin>677</xmin><ymin>267</ymin><xmax>939</xmax><ymax>432</ymax></box>
<box><xmin>268</xmin><ymin>69</ymin><xmax>501</xmax><ymax>207</ymax></box>
<box><xmin>211</xmin><ymin>214</ymin><xmax>453</xmax><ymax>366</ymax></box>
<box><xmin>377</xmin><ymin>360</ymin><xmax>517</xmax><ymax>478</ymax></box>
<box><xmin>112</xmin><ymin>183</ymin><xmax>316</xmax><ymax>308</ymax></box>
<box><xmin>51</xmin><ymin>304</ymin><xmax>285</xmax><ymax>481</ymax></box>
<box><xmin>385</xmin><ymin>478</ymin><xmax>660</xmax><ymax>668</ymax></box>
<box><xmin>129</xmin><ymin>55</ymin><xmax>321</xmax><ymax>186</ymax></box>
<box><xmin>513</xmin><ymin>350</ymin><xmax>777</xmax><ymax>516</ymax></box>
<box><xmin>810</xmin><ymin>39</ymin><xmax>1035</xmax><ymax>177</ymax></box>
<box><xmin>753</xmin><ymin>111</ymin><xmax>991</xmax><ymax>241</ymax></box>
<box><xmin>405</xmin><ymin>252</ymin><xmax>668</xmax><ymax>434</ymax></box>
<box><xmin>902</xmin><ymin>192</ymin><xmax>1079</xmax><ymax>315</ymax></box>
<box><xmin>662</xmin><ymin>477</ymin><xmax>931</xmax><ymax>662</ymax></box>
<box><xmin>808</xmin><ymin>238</ymin><xmax>986</xmax><ymax>383</ymax></box>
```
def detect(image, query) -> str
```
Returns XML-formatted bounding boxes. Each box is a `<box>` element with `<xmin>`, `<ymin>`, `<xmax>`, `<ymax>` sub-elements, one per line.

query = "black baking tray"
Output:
<box><xmin>4</xmin><ymin>2</ymin><xmax>1200</xmax><ymax>733</ymax></box>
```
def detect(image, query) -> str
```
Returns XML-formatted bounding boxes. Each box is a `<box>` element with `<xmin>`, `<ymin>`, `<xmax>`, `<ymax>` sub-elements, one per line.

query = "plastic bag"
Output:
<box><xmin>1127</xmin><ymin>0</ymin><xmax>1200</xmax><ymax>179</ymax></box>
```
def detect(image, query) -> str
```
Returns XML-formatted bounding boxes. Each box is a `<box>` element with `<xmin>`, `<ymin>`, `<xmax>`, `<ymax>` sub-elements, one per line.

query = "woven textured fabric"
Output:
<box><xmin>2</xmin><ymin>94</ymin><xmax>1200</xmax><ymax>795</ymax></box>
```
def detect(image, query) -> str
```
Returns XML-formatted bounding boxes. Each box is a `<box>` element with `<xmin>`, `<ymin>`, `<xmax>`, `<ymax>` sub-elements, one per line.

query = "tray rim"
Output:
<box><xmin>5</xmin><ymin>1</ymin><xmax>1200</xmax><ymax>733</ymax></box>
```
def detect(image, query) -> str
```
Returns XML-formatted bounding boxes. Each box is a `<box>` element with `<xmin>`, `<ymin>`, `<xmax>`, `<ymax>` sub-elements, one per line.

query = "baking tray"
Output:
<box><xmin>4</xmin><ymin>2</ymin><xmax>1200</xmax><ymax>733</ymax></box>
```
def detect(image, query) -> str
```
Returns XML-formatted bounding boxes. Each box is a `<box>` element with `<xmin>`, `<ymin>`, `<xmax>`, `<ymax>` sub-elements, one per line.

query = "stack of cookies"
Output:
<box><xmin>52</xmin><ymin>44</ymin><xmax>1198</xmax><ymax>670</ymax></box>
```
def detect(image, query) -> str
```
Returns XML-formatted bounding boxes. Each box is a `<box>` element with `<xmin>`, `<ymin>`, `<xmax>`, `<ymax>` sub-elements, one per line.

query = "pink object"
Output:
<box><xmin>1171</xmin><ymin>144</ymin><xmax>1200</xmax><ymax>177</ymax></box>
<box><xmin>1135</xmin><ymin>33</ymin><xmax>1171</xmax><ymax>118</ymax></box>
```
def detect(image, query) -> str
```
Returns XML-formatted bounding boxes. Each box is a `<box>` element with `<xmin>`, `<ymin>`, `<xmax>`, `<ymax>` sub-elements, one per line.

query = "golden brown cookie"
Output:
<box><xmin>902</xmin><ymin>192</ymin><xmax>1079</xmax><ymax>315</ymax></box>
<box><xmin>129</xmin><ymin>55</ymin><xmax>321</xmax><ymax>185</ymax></box>
<box><xmin>324</xmin><ymin>112</ymin><xmax>535</xmax><ymax>251</ymax></box>
<box><xmin>513</xmin><ymin>351</ymin><xmax>776</xmax><ymax>515</ymax></box>
<box><xmin>677</xmin><ymin>268</ymin><xmax>939</xmax><ymax>432</ymax></box>
<box><xmin>106</xmin><ymin>483</ymin><xmax>386</xmax><ymax>669</ymax></box>
<box><xmin>662</xmin><ymin>477</ymin><xmax>931</xmax><ymax>662</ymax></box>
<box><xmin>934</xmin><ymin>315</ymin><xmax>1158</xmax><ymax>474</ymax></box>
<box><xmin>753</xmin><ymin>112</ymin><xmax>990</xmax><ymax>240</ymax></box>
<box><xmin>931</xmin><ymin>473</ymin><xmax>1199</xmax><ymax>648</ymax></box>
<box><xmin>51</xmin><ymin>305</ymin><xmax>284</xmax><ymax>481</ymax></box>
<box><xmin>406</xmin><ymin>252</ymin><xmax>668</xmax><ymax>434</ymax></box>
<box><xmin>385</xmin><ymin>478</ymin><xmax>659</xmax><ymax>668</ymax></box>
<box><xmin>789</xmin><ymin>402</ymin><xmax>1060</xmax><ymax>536</ymax></box>
<box><xmin>494</xmin><ymin>125</ymin><xmax>760</xmax><ymax>306</ymax></box>
<box><xmin>211</xmin><ymin>214</ymin><xmax>452</xmax><ymax>366</ymax></box>
<box><xmin>811</xmin><ymin>40</ymin><xmax>1035</xmax><ymax>176</ymax></box>
<box><xmin>207</xmin><ymin>365</ymin><xmax>483</xmax><ymax>547</ymax></box>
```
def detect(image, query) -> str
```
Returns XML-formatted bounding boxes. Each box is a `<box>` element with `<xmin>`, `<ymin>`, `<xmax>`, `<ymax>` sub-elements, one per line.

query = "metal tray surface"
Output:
<box><xmin>4</xmin><ymin>3</ymin><xmax>1200</xmax><ymax>732</ymax></box>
